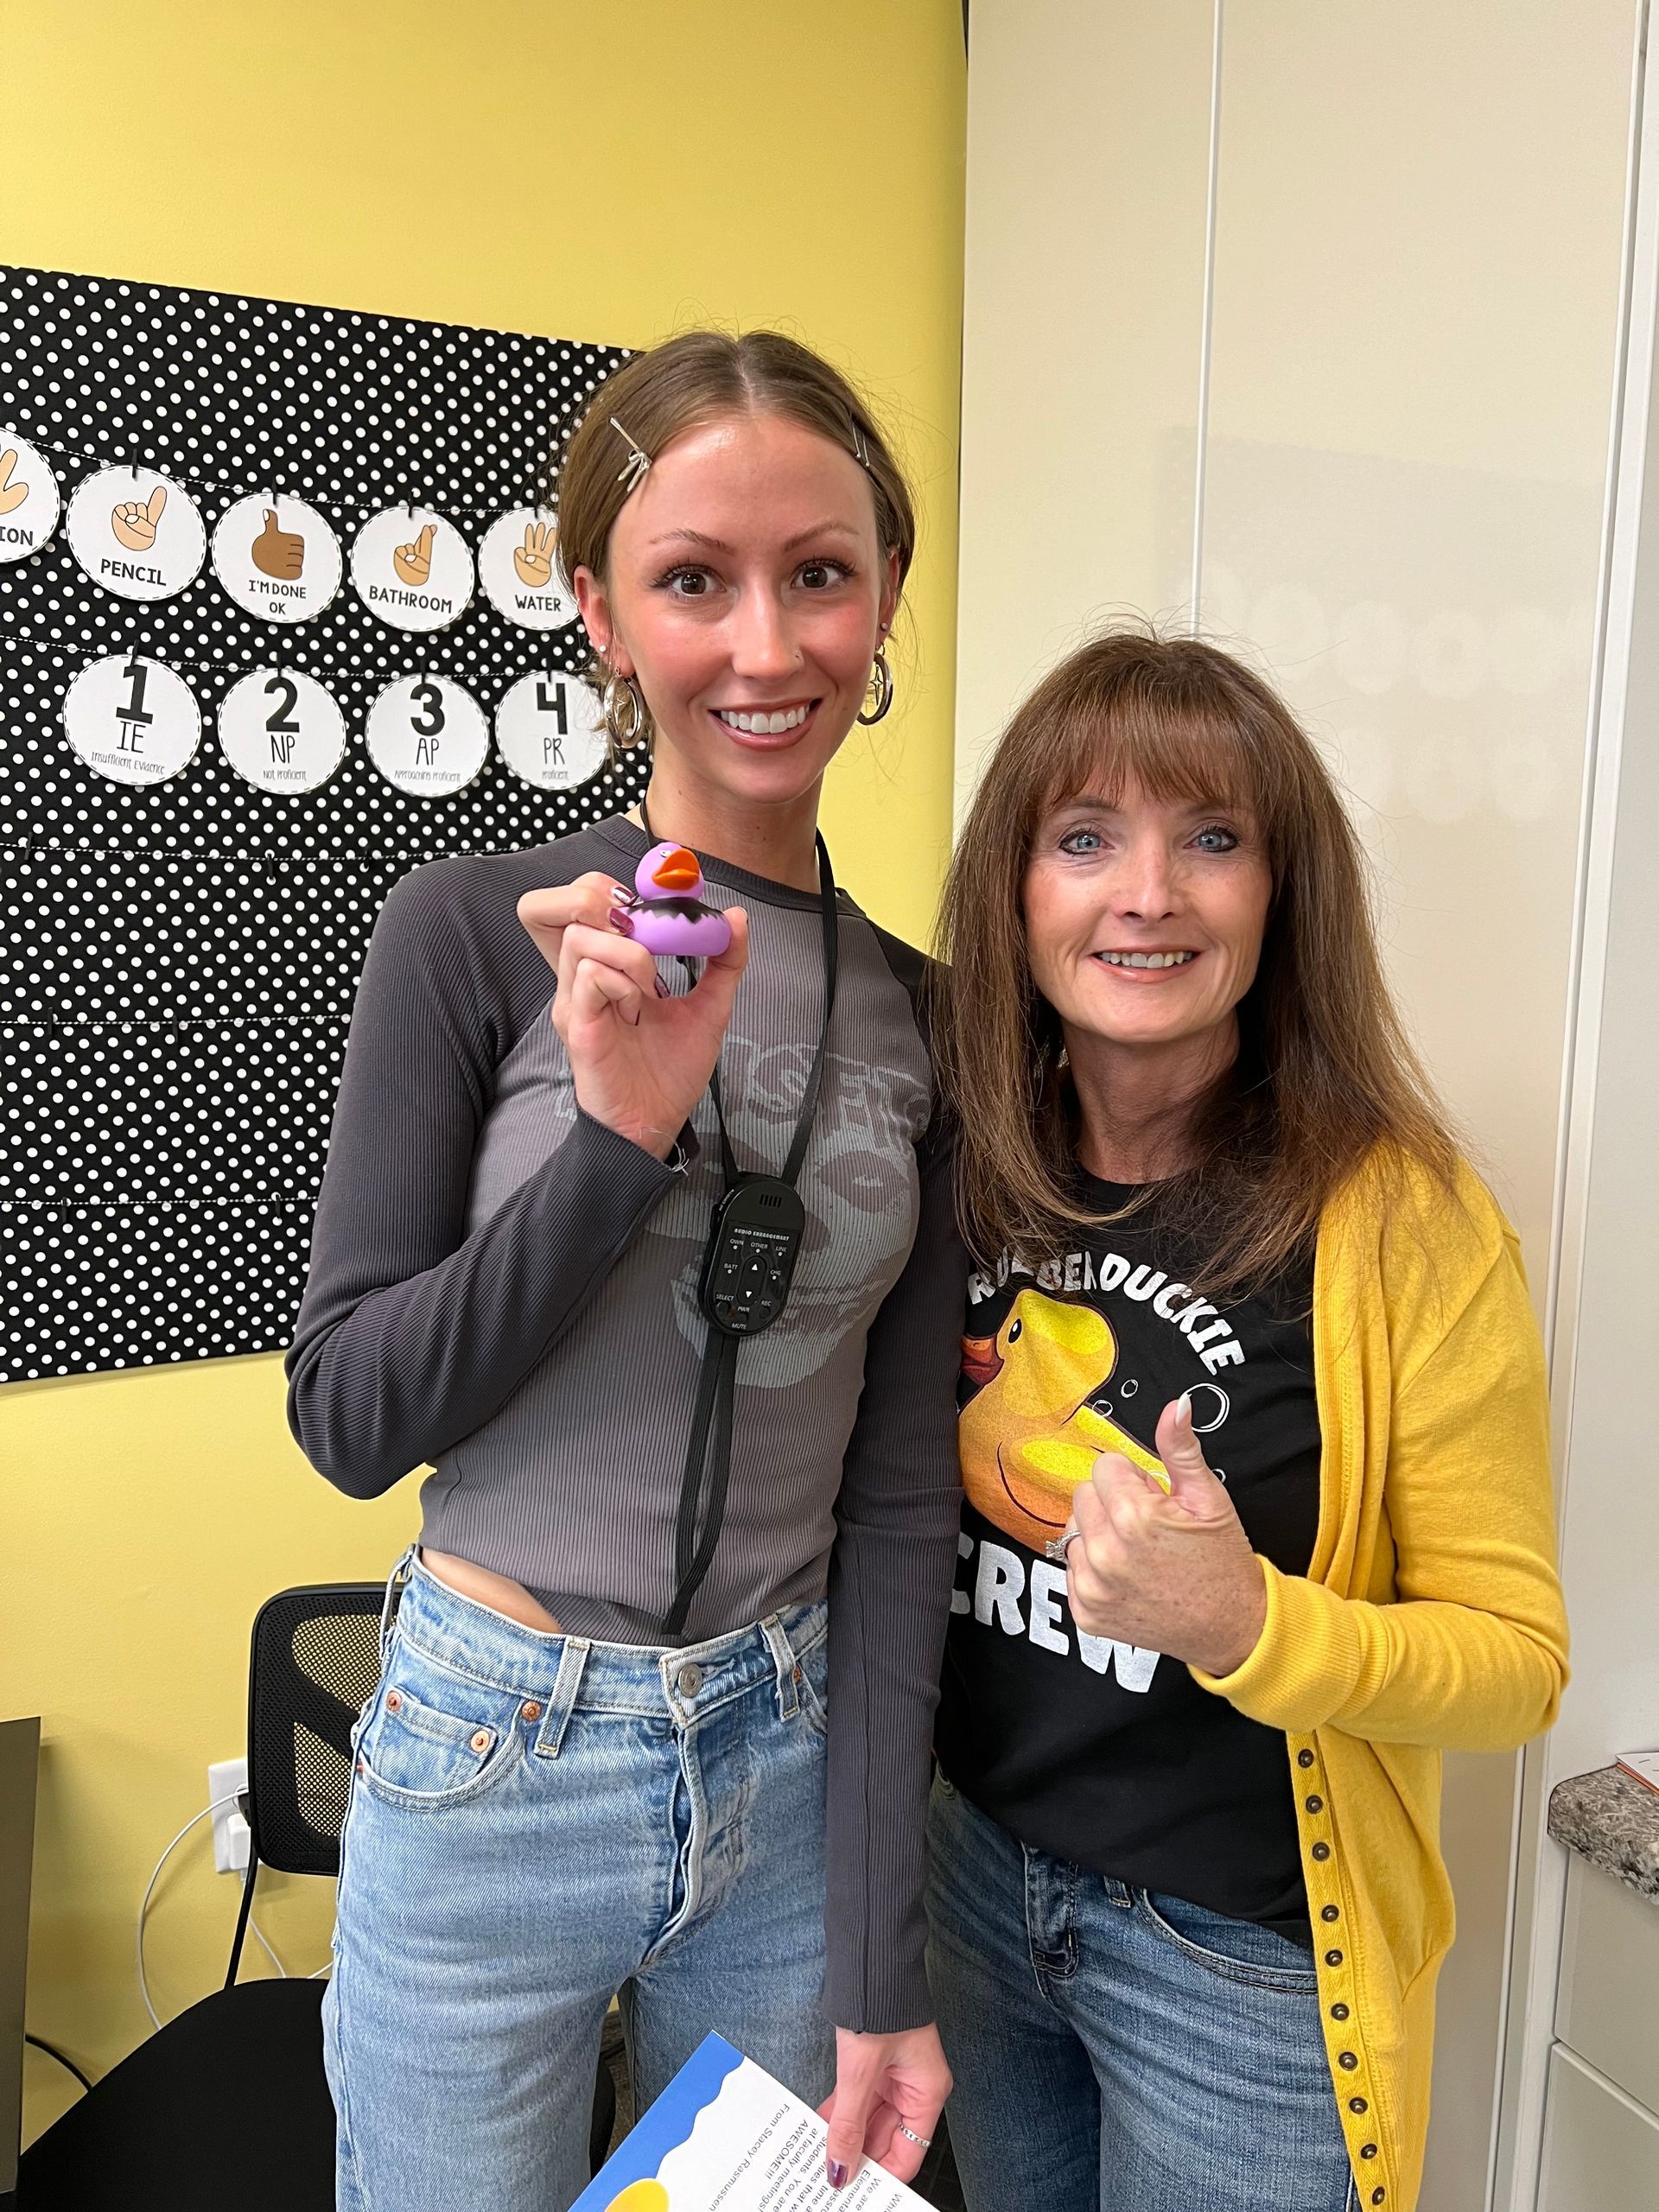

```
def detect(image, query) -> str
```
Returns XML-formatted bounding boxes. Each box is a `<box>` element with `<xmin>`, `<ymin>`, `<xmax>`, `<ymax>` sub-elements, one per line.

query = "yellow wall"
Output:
<box><xmin>0</xmin><ymin>0</ymin><xmax>966</xmax><ymax>2139</ymax></box>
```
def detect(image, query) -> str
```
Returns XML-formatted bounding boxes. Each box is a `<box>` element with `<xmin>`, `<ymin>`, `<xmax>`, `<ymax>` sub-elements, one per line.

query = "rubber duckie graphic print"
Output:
<box><xmin>959</xmin><ymin>1288</ymin><xmax>1169</xmax><ymax>1553</ymax></box>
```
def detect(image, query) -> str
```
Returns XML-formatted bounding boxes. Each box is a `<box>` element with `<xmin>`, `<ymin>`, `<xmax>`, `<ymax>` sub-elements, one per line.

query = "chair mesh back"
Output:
<box><xmin>246</xmin><ymin>1585</ymin><xmax>384</xmax><ymax>1877</ymax></box>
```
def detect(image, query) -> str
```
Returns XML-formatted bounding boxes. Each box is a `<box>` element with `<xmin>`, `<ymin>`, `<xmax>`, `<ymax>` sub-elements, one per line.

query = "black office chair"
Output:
<box><xmin>20</xmin><ymin>1584</ymin><xmax>615</xmax><ymax>2207</ymax></box>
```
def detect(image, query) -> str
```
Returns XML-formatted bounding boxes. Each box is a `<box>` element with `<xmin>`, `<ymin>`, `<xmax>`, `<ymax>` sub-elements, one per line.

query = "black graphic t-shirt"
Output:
<box><xmin>936</xmin><ymin>1176</ymin><xmax>1322</xmax><ymax>1940</ymax></box>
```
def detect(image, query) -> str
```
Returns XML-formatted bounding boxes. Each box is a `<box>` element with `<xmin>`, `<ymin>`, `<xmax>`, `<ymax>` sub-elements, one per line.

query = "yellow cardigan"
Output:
<box><xmin>1191</xmin><ymin>1154</ymin><xmax>1568</xmax><ymax>2212</ymax></box>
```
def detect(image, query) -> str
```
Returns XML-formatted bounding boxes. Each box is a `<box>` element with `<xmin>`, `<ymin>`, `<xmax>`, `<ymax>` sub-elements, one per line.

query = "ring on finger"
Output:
<box><xmin>1044</xmin><ymin>1524</ymin><xmax>1084</xmax><ymax>1564</ymax></box>
<box><xmin>894</xmin><ymin>2126</ymin><xmax>932</xmax><ymax>2149</ymax></box>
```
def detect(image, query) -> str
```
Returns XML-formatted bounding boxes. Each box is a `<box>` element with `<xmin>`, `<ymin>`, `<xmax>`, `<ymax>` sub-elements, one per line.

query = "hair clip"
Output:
<box><xmin>610</xmin><ymin>416</ymin><xmax>652</xmax><ymax>492</ymax></box>
<box><xmin>849</xmin><ymin>422</ymin><xmax>872</xmax><ymax>471</ymax></box>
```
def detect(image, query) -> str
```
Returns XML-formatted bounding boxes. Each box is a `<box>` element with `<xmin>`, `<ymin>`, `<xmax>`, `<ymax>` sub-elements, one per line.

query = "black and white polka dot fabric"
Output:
<box><xmin>0</xmin><ymin>264</ymin><xmax>638</xmax><ymax>1383</ymax></box>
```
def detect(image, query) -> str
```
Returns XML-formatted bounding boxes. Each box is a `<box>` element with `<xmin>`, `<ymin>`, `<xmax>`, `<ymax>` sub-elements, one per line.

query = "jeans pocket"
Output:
<box><xmin>793</xmin><ymin>1626</ymin><xmax>830</xmax><ymax>1739</ymax></box>
<box><xmin>356</xmin><ymin>1669</ymin><xmax>523</xmax><ymax>1810</ymax></box>
<box><xmin>1137</xmin><ymin>1891</ymin><xmax>1320</xmax><ymax>1994</ymax></box>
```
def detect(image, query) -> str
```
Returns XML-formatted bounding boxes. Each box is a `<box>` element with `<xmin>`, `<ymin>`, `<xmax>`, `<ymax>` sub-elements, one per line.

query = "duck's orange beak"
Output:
<box><xmin>961</xmin><ymin>1334</ymin><xmax>1003</xmax><ymax>1390</ymax></box>
<box><xmin>652</xmin><ymin>846</ymin><xmax>701</xmax><ymax>893</ymax></box>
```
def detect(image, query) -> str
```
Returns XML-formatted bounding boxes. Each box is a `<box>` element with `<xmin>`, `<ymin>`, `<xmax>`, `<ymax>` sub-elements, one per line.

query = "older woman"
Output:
<box><xmin>925</xmin><ymin>631</ymin><xmax>1567</xmax><ymax>2212</ymax></box>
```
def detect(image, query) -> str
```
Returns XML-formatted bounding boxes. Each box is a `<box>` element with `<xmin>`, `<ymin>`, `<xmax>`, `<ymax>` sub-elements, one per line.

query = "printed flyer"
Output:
<box><xmin>574</xmin><ymin>2036</ymin><xmax>930</xmax><ymax>2212</ymax></box>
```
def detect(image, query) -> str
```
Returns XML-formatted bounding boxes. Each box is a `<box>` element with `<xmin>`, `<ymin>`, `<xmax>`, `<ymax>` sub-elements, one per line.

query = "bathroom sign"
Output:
<box><xmin>0</xmin><ymin>431</ymin><xmax>60</xmax><ymax>564</ymax></box>
<box><xmin>349</xmin><ymin>505</ymin><xmax>475</xmax><ymax>632</ymax></box>
<box><xmin>62</xmin><ymin>652</ymin><xmax>201</xmax><ymax>786</ymax></box>
<box><xmin>211</xmin><ymin>493</ymin><xmax>343</xmax><ymax>624</ymax></box>
<box><xmin>65</xmin><ymin>464</ymin><xmax>207</xmax><ymax>601</ymax></box>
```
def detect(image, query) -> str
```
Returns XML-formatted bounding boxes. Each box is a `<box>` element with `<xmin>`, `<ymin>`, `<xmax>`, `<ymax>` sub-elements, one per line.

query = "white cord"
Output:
<box><xmin>136</xmin><ymin>1792</ymin><xmax>289</xmax><ymax>2030</ymax></box>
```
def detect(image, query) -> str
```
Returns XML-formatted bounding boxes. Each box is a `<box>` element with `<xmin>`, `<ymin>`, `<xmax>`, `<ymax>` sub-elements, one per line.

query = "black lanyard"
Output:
<box><xmin>638</xmin><ymin>804</ymin><xmax>840</xmax><ymax>1636</ymax></box>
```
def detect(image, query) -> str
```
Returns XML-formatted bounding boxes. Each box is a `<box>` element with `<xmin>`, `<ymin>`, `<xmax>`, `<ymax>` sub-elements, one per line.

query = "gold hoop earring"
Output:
<box><xmin>601</xmin><ymin>668</ymin><xmax>648</xmax><ymax>748</ymax></box>
<box><xmin>856</xmin><ymin>646</ymin><xmax>894</xmax><ymax>726</ymax></box>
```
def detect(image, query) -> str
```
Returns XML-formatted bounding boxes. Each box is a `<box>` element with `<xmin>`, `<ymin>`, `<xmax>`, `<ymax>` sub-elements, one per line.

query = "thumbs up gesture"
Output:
<box><xmin>1065</xmin><ymin>1392</ymin><xmax>1267</xmax><ymax>1675</ymax></box>
<box><xmin>111</xmin><ymin>482</ymin><xmax>168</xmax><ymax>552</ymax></box>
<box><xmin>251</xmin><ymin>507</ymin><xmax>305</xmax><ymax>580</ymax></box>
<box><xmin>393</xmin><ymin>521</ymin><xmax>436</xmax><ymax>586</ymax></box>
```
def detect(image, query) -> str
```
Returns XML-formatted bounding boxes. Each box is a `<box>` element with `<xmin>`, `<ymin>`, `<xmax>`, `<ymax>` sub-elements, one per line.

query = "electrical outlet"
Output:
<box><xmin>207</xmin><ymin>1757</ymin><xmax>250</xmax><ymax>1875</ymax></box>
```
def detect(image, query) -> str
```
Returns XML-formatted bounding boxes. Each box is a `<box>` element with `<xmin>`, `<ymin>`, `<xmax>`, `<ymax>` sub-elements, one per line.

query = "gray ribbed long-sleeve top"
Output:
<box><xmin>285</xmin><ymin>816</ymin><xmax>965</xmax><ymax>2033</ymax></box>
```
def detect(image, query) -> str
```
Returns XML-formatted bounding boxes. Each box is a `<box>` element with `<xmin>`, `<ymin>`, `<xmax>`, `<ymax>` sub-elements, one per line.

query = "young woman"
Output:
<box><xmin>287</xmin><ymin>331</ymin><xmax>960</xmax><ymax>2210</ymax></box>
<box><xmin>925</xmin><ymin>631</ymin><xmax>1568</xmax><ymax>2212</ymax></box>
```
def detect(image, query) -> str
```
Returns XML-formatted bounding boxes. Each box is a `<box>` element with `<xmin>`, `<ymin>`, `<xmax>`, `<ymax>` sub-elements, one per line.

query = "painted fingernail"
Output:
<box><xmin>654</xmin><ymin>974</ymin><xmax>670</xmax><ymax>998</ymax></box>
<box><xmin>1177</xmin><ymin>1389</ymin><xmax>1192</xmax><ymax>1421</ymax></box>
<box><xmin>608</xmin><ymin>883</ymin><xmax>632</xmax><ymax>904</ymax></box>
<box><xmin>827</xmin><ymin>2160</ymin><xmax>849</xmax><ymax>2190</ymax></box>
<box><xmin>609</xmin><ymin>908</ymin><xmax>635</xmax><ymax>937</ymax></box>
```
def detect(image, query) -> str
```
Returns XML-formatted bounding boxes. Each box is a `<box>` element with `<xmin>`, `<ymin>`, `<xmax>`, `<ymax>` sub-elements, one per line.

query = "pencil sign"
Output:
<box><xmin>479</xmin><ymin>506</ymin><xmax>580</xmax><ymax>630</ymax></box>
<box><xmin>494</xmin><ymin>670</ymin><xmax>607</xmax><ymax>791</ymax></box>
<box><xmin>349</xmin><ymin>505</ymin><xmax>474</xmax><ymax>632</ymax></box>
<box><xmin>218</xmin><ymin>668</ymin><xmax>347</xmax><ymax>794</ymax></box>
<box><xmin>63</xmin><ymin>652</ymin><xmax>201</xmax><ymax>786</ymax></box>
<box><xmin>65</xmin><ymin>465</ymin><xmax>206</xmax><ymax>601</ymax></box>
<box><xmin>365</xmin><ymin>671</ymin><xmax>489</xmax><ymax>796</ymax></box>
<box><xmin>0</xmin><ymin>431</ymin><xmax>61</xmax><ymax>564</ymax></box>
<box><xmin>211</xmin><ymin>494</ymin><xmax>343</xmax><ymax>624</ymax></box>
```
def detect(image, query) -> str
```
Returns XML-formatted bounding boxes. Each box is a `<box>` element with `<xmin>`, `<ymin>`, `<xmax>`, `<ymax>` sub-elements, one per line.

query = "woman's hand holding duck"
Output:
<box><xmin>517</xmin><ymin>869</ymin><xmax>748</xmax><ymax>1161</ymax></box>
<box><xmin>1066</xmin><ymin>1391</ymin><xmax>1268</xmax><ymax>1678</ymax></box>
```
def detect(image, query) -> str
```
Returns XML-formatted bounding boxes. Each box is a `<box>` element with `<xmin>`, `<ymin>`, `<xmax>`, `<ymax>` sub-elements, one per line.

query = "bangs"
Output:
<box><xmin>1033</xmin><ymin>689</ymin><xmax>1280</xmax><ymax>838</ymax></box>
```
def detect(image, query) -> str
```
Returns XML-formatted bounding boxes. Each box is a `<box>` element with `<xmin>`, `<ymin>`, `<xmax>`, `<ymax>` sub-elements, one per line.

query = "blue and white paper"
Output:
<box><xmin>573</xmin><ymin>2034</ymin><xmax>929</xmax><ymax>2212</ymax></box>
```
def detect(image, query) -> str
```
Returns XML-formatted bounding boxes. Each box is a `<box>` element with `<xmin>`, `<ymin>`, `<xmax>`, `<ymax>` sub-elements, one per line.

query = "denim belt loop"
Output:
<box><xmin>378</xmin><ymin>1546</ymin><xmax>417</xmax><ymax>1665</ymax></box>
<box><xmin>760</xmin><ymin>1613</ymin><xmax>801</xmax><ymax>1722</ymax></box>
<box><xmin>531</xmin><ymin>1635</ymin><xmax>592</xmax><ymax>1760</ymax></box>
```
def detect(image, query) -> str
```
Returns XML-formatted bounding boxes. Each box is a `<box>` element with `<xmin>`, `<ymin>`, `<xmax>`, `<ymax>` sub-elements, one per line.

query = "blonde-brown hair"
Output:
<box><xmin>934</xmin><ymin>627</ymin><xmax>1459</xmax><ymax>1298</ymax></box>
<box><xmin>554</xmin><ymin>329</ymin><xmax>916</xmax><ymax>747</ymax></box>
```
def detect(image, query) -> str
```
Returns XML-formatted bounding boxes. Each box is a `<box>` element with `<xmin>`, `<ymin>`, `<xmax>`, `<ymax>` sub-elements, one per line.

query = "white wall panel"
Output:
<box><xmin>956</xmin><ymin>0</ymin><xmax>1213</xmax><ymax>809</ymax></box>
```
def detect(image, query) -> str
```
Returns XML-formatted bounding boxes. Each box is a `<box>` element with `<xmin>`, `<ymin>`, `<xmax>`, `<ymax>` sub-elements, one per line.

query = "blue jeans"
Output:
<box><xmin>926</xmin><ymin>1773</ymin><xmax>1357</xmax><ymax>2212</ymax></box>
<box><xmin>325</xmin><ymin>1555</ymin><xmax>836</xmax><ymax>2212</ymax></box>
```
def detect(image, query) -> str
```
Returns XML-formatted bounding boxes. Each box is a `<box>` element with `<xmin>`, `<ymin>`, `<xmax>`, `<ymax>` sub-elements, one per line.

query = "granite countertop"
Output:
<box><xmin>1548</xmin><ymin>1765</ymin><xmax>1659</xmax><ymax>1902</ymax></box>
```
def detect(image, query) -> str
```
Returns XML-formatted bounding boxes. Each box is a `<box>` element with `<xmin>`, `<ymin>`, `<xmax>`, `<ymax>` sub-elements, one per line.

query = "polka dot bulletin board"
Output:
<box><xmin>0</xmin><ymin>265</ymin><xmax>641</xmax><ymax>1384</ymax></box>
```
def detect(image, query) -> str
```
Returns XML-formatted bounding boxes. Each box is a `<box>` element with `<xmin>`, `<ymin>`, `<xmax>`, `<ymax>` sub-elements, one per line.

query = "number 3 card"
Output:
<box><xmin>365</xmin><ymin>671</ymin><xmax>490</xmax><ymax>797</ymax></box>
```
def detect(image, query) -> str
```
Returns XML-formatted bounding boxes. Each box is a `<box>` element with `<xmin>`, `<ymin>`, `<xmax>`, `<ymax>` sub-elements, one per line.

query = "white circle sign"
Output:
<box><xmin>66</xmin><ymin>465</ymin><xmax>207</xmax><ymax>601</ymax></box>
<box><xmin>479</xmin><ymin>507</ymin><xmax>580</xmax><ymax>631</ymax></box>
<box><xmin>365</xmin><ymin>673</ymin><xmax>489</xmax><ymax>798</ymax></box>
<box><xmin>218</xmin><ymin>669</ymin><xmax>348</xmax><ymax>795</ymax></box>
<box><xmin>350</xmin><ymin>506</ymin><xmax>474</xmax><ymax>632</ymax></box>
<box><xmin>0</xmin><ymin>431</ymin><xmax>61</xmax><ymax>565</ymax></box>
<box><xmin>63</xmin><ymin>653</ymin><xmax>200</xmax><ymax>787</ymax></box>
<box><xmin>211</xmin><ymin>494</ymin><xmax>343</xmax><ymax>625</ymax></box>
<box><xmin>494</xmin><ymin>671</ymin><xmax>607</xmax><ymax>791</ymax></box>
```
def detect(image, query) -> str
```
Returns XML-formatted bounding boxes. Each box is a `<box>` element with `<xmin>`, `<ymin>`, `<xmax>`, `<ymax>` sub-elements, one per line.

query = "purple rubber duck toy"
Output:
<box><xmin>625</xmin><ymin>842</ymin><xmax>734</xmax><ymax>957</ymax></box>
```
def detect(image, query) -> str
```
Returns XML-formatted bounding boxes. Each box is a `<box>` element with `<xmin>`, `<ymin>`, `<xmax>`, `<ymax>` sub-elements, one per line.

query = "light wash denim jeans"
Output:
<box><xmin>324</xmin><ymin>1554</ymin><xmax>836</xmax><ymax>2212</ymax></box>
<box><xmin>926</xmin><ymin>1772</ymin><xmax>1358</xmax><ymax>2212</ymax></box>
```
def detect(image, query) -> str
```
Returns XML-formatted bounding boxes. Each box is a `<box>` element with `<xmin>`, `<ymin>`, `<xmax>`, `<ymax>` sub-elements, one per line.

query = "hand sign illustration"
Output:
<box><xmin>252</xmin><ymin>508</ymin><xmax>306</xmax><ymax>581</ymax></box>
<box><xmin>393</xmin><ymin>522</ymin><xmax>436</xmax><ymax>586</ymax></box>
<box><xmin>513</xmin><ymin>520</ymin><xmax>557</xmax><ymax>589</ymax></box>
<box><xmin>111</xmin><ymin>482</ymin><xmax>168</xmax><ymax>551</ymax></box>
<box><xmin>0</xmin><ymin>450</ymin><xmax>27</xmax><ymax>517</ymax></box>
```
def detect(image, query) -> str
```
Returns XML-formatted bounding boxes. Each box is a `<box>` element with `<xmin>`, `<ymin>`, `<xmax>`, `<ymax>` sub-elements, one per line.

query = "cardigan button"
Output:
<box><xmin>1338</xmin><ymin>2050</ymin><xmax>1359</xmax><ymax>2070</ymax></box>
<box><xmin>1321</xmin><ymin>1905</ymin><xmax>1340</xmax><ymax>1923</ymax></box>
<box><xmin>1325</xmin><ymin>1949</ymin><xmax>1344</xmax><ymax>1967</ymax></box>
<box><xmin>1298</xmin><ymin>1748</ymin><xmax>1316</xmax><ymax>1767</ymax></box>
<box><xmin>1371</xmin><ymin>2192</ymin><xmax>1386</xmax><ymax>2205</ymax></box>
<box><xmin>1331</xmin><ymin>2003</ymin><xmax>1350</xmax><ymax>2022</ymax></box>
<box><xmin>1312</xmin><ymin>1842</ymin><xmax>1332</xmax><ymax>1861</ymax></box>
<box><xmin>1349</xmin><ymin>2097</ymin><xmax>1368</xmax><ymax>2113</ymax></box>
<box><xmin>1306</xmin><ymin>1795</ymin><xmax>1324</xmax><ymax>1814</ymax></box>
<box><xmin>1361</xmin><ymin>2144</ymin><xmax>1378</xmax><ymax>2158</ymax></box>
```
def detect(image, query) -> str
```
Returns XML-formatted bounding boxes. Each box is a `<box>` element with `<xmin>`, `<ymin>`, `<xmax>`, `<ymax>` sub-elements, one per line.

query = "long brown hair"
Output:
<box><xmin>554</xmin><ymin>329</ymin><xmax>916</xmax><ymax>747</ymax></box>
<box><xmin>933</xmin><ymin>627</ymin><xmax>1459</xmax><ymax>1298</ymax></box>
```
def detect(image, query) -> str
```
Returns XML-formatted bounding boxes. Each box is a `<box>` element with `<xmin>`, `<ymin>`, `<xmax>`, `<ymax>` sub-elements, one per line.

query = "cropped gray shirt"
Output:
<box><xmin>286</xmin><ymin>817</ymin><xmax>964</xmax><ymax>2032</ymax></box>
